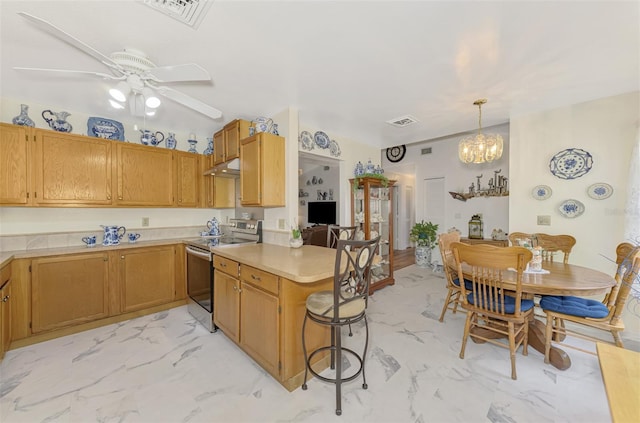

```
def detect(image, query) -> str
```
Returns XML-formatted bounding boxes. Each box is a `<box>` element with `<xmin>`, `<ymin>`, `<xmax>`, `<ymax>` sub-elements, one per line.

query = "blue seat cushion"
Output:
<box><xmin>540</xmin><ymin>295</ymin><xmax>609</xmax><ymax>318</ymax></box>
<box><xmin>467</xmin><ymin>292</ymin><xmax>534</xmax><ymax>314</ymax></box>
<box><xmin>452</xmin><ymin>277</ymin><xmax>474</xmax><ymax>290</ymax></box>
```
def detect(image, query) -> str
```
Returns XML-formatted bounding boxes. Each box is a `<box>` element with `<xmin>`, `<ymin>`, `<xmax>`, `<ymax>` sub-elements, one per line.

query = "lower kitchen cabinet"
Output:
<box><xmin>213</xmin><ymin>256</ymin><xmax>240</xmax><ymax>343</ymax></box>
<box><xmin>31</xmin><ymin>252</ymin><xmax>110</xmax><ymax>333</ymax></box>
<box><xmin>1</xmin><ymin>263</ymin><xmax>12</xmax><ymax>359</ymax></box>
<box><xmin>118</xmin><ymin>245</ymin><xmax>177</xmax><ymax>313</ymax></box>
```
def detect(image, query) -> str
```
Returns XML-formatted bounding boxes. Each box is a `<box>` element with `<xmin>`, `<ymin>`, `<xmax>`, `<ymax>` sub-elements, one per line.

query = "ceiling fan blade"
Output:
<box><xmin>147</xmin><ymin>63</ymin><xmax>211</xmax><ymax>83</ymax></box>
<box><xmin>18</xmin><ymin>12</ymin><xmax>120</xmax><ymax>70</ymax></box>
<box><xmin>13</xmin><ymin>66</ymin><xmax>121</xmax><ymax>80</ymax></box>
<box><xmin>154</xmin><ymin>86</ymin><xmax>222</xmax><ymax>119</ymax></box>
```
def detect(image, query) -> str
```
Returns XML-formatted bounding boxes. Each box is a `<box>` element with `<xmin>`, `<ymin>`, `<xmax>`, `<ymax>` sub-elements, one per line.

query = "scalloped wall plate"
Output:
<box><xmin>549</xmin><ymin>148</ymin><xmax>593</xmax><ymax>179</ymax></box>
<box><xmin>558</xmin><ymin>199</ymin><xmax>585</xmax><ymax>218</ymax></box>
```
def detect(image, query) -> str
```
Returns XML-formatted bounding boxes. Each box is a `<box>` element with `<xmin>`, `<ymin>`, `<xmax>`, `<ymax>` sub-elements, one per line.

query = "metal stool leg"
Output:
<box><xmin>301</xmin><ymin>312</ymin><xmax>309</xmax><ymax>390</ymax></box>
<box><xmin>362</xmin><ymin>316</ymin><xmax>369</xmax><ymax>389</ymax></box>
<box><xmin>335</xmin><ymin>324</ymin><xmax>342</xmax><ymax>416</ymax></box>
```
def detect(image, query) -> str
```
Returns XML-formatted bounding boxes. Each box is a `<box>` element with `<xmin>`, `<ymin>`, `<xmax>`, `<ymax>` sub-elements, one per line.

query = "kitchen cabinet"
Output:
<box><xmin>175</xmin><ymin>151</ymin><xmax>200</xmax><ymax>207</ymax></box>
<box><xmin>115</xmin><ymin>142</ymin><xmax>174</xmax><ymax>206</ymax></box>
<box><xmin>118</xmin><ymin>245</ymin><xmax>176</xmax><ymax>313</ymax></box>
<box><xmin>33</xmin><ymin>129</ymin><xmax>113</xmax><ymax>206</ymax></box>
<box><xmin>351</xmin><ymin>177</ymin><xmax>396</xmax><ymax>294</ymax></box>
<box><xmin>0</xmin><ymin>263</ymin><xmax>11</xmax><ymax>359</ymax></box>
<box><xmin>213</xmin><ymin>119</ymin><xmax>251</xmax><ymax>165</ymax></box>
<box><xmin>240</xmin><ymin>132</ymin><xmax>285</xmax><ymax>207</ymax></box>
<box><xmin>31</xmin><ymin>252</ymin><xmax>110</xmax><ymax>333</ymax></box>
<box><xmin>213</xmin><ymin>255</ymin><xmax>240</xmax><ymax>343</ymax></box>
<box><xmin>201</xmin><ymin>154</ymin><xmax>235</xmax><ymax>208</ymax></box>
<box><xmin>239</xmin><ymin>265</ymin><xmax>280</xmax><ymax>376</ymax></box>
<box><xmin>0</xmin><ymin>123</ymin><xmax>30</xmax><ymax>205</ymax></box>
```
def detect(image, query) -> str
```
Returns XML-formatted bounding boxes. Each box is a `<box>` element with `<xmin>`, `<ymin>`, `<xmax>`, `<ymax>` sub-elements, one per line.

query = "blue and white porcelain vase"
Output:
<box><xmin>165</xmin><ymin>132</ymin><xmax>177</xmax><ymax>149</ymax></box>
<box><xmin>355</xmin><ymin>161</ymin><xmax>364</xmax><ymax>176</ymax></box>
<box><xmin>365</xmin><ymin>159</ymin><xmax>376</xmax><ymax>174</ymax></box>
<box><xmin>41</xmin><ymin>109</ymin><xmax>72</xmax><ymax>132</ymax></box>
<box><xmin>12</xmin><ymin>104</ymin><xmax>35</xmax><ymax>127</ymax></box>
<box><xmin>188</xmin><ymin>139</ymin><xmax>198</xmax><ymax>153</ymax></box>
<box><xmin>415</xmin><ymin>246</ymin><xmax>432</xmax><ymax>268</ymax></box>
<box><xmin>203</xmin><ymin>137</ymin><xmax>214</xmax><ymax>155</ymax></box>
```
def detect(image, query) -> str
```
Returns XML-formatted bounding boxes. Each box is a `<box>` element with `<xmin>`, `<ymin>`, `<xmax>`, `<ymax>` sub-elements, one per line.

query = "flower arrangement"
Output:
<box><xmin>409</xmin><ymin>220</ymin><xmax>439</xmax><ymax>250</ymax></box>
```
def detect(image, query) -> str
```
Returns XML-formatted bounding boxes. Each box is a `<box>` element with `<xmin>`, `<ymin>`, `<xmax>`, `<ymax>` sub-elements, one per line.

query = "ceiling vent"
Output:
<box><xmin>386</xmin><ymin>115</ymin><xmax>419</xmax><ymax>128</ymax></box>
<box><xmin>143</xmin><ymin>0</ymin><xmax>213</xmax><ymax>29</ymax></box>
<box><xmin>421</xmin><ymin>147</ymin><xmax>432</xmax><ymax>155</ymax></box>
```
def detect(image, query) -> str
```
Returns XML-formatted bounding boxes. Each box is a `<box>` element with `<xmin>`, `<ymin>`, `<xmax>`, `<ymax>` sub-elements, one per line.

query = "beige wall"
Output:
<box><xmin>509</xmin><ymin>92</ymin><xmax>639</xmax><ymax>275</ymax></box>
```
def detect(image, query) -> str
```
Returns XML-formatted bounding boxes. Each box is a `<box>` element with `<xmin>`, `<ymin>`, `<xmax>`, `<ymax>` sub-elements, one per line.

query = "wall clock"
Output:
<box><xmin>386</xmin><ymin>145</ymin><xmax>406</xmax><ymax>163</ymax></box>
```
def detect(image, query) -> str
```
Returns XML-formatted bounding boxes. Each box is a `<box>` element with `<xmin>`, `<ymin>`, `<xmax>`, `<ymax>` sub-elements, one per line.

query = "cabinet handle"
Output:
<box><xmin>251</xmin><ymin>274</ymin><xmax>261</xmax><ymax>281</ymax></box>
<box><xmin>107</xmin><ymin>195</ymin><xmax>111</xmax><ymax>200</ymax></box>
<box><xmin>2</xmin><ymin>295</ymin><xmax>9</xmax><ymax>302</ymax></box>
<box><xmin>220</xmin><ymin>262</ymin><xmax>227</xmax><ymax>268</ymax></box>
<box><xmin>121</xmin><ymin>255</ymin><xmax>125</xmax><ymax>259</ymax></box>
<box><xmin>118</xmin><ymin>196</ymin><xmax>123</xmax><ymax>200</ymax></box>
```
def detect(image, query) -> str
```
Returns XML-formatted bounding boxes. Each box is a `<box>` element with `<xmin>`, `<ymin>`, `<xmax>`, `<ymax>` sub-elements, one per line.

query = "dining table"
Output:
<box><xmin>459</xmin><ymin>260</ymin><xmax>616</xmax><ymax>370</ymax></box>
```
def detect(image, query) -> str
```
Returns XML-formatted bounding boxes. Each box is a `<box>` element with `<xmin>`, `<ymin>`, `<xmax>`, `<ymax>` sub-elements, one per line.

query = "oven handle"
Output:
<box><xmin>186</xmin><ymin>246</ymin><xmax>212</xmax><ymax>261</ymax></box>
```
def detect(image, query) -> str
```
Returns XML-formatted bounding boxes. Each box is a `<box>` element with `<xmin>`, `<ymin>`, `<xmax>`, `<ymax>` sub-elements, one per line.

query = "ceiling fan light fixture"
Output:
<box><xmin>109</xmin><ymin>81</ymin><xmax>130</xmax><ymax>103</ymax></box>
<box><xmin>142</xmin><ymin>87</ymin><xmax>161</xmax><ymax>108</ymax></box>
<box><xmin>109</xmin><ymin>99</ymin><xmax>125</xmax><ymax>109</ymax></box>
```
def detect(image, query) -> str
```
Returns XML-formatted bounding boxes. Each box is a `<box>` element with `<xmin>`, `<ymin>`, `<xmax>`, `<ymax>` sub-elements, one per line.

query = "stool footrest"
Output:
<box><xmin>307</xmin><ymin>346</ymin><xmax>364</xmax><ymax>384</ymax></box>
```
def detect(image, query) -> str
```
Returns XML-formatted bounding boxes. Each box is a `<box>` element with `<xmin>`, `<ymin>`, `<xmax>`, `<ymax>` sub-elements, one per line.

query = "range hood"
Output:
<box><xmin>204</xmin><ymin>158</ymin><xmax>240</xmax><ymax>177</ymax></box>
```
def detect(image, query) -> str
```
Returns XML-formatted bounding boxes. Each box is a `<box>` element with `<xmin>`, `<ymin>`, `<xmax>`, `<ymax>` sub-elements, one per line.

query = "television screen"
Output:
<box><xmin>308</xmin><ymin>201</ymin><xmax>337</xmax><ymax>225</ymax></box>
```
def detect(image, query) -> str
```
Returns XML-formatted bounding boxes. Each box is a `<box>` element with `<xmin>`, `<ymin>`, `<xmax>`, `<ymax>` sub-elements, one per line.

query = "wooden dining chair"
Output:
<box><xmin>326</xmin><ymin>225</ymin><xmax>357</xmax><ymax>249</ymax></box>
<box><xmin>541</xmin><ymin>244</ymin><xmax>640</xmax><ymax>360</ymax></box>
<box><xmin>437</xmin><ymin>232</ymin><xmax>467</xmax><ymax>322</ymax></box>
<box><xmin>534</xmin><ymin>233</ymin><xmax>576</xmax><ymax>264</ymax></box>
<box><xmin>450</xmin><ymin>242</ymin><xmax>534</xmax><ymax>380</ymax></box>
<box><xmin>508</xmin><ymin>232</ymin><xmax>537</xmax><ymax>248</ymax></box>
<box><xmin>602</xmin><ymin>242</ymin><xmax>637</xmax><ymax>306</ymax></box>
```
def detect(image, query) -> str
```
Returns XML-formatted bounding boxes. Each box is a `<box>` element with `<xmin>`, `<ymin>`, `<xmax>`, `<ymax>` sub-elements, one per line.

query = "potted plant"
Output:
<box><xmin>409</xmin><ymin>220</ymin><xmax>439</xmax><ymax>268</ymax></box>
<box><xmin>290</xmin><ymin>224</ymin><xmax>303</xmax><ymax>248</ymax></box>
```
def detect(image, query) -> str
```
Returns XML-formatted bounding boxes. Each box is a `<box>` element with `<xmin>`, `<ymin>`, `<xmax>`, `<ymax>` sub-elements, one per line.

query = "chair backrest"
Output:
<box><xmin>534</xmin><ymin>233</ymin><xmax>576</xmax><ymax>263</ymax></box>
<box><xmin>438</xmin><ymin>232</ymin><xmax>460</xmax><ymax>282</ymax></box>
<box><xmin>609</xmin><ymin>245</ymin><xmax>640</xmax><ymax>325</ymax></box>
<box><xmin>327</xmin><ymin>225</ymin><xmax>357</xmax><ymax>249</ymax></box>
<box><xmin>450</xmin><ymin>242</ymin><xmax>533</xmax><ymax>317</ymax></box>
<box><xmin>604</xmin><ymin>242</ymin><xmax>637</xmax><ymax>307</ymax></box>
<box><xmin>508</xmin><ymin>232</ymin><xmax>537</xmax><ymax>248</ymax></box>
<box><xmin>331</xmin><ymin>236</ymin><xmax>381</xmax><ymax>320</ymax></box>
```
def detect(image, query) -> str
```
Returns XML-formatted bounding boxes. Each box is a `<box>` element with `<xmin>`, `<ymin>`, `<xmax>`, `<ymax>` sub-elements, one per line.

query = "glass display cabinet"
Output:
<box><xmin>350</xmin><ymin>177</ymin><xmax>396</xmax><ymax>294</ymax></box>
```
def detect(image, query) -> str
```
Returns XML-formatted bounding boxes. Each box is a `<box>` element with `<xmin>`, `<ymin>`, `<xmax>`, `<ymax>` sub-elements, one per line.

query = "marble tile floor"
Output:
<box><xmin>0</xmin><ymin>266</ymin><xmax>614</xmax><ymax>423</ymax></box>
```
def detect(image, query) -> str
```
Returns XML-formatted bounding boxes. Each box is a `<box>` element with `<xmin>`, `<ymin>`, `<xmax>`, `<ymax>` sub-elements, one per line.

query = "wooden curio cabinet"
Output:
<box><xmin>350</xmin><ymin>177</ymin><xmax>396</xmax><ymax>294</ymax></box>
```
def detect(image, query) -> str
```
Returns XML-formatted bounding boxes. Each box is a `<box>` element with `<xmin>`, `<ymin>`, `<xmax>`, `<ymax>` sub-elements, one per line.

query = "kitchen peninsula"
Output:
<box><xmin>211</xmin><ymin>243</ymin><xmax>336</xmax><ymax>391</ymax></box>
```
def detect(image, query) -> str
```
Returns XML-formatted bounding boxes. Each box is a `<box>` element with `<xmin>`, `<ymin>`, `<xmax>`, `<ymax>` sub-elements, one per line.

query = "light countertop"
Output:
<box><xmin>211</xmin><ymin>244</ymin><xmax>336</xmax><ymax>283</ymax></box>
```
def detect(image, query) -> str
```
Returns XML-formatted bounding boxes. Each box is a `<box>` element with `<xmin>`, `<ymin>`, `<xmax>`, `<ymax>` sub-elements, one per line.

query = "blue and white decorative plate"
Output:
<box><xmin>87</xmin><ymin>117</ymin><xmax>125</xmax><ymax>141</ymax></box>
<box><xmin>532</xmin><ymin>185</ymin><xmax>552</xmax><ymax>200</ymax></box>
<box><xmin>299</xmin><ymin>131</ymin><xmax>314</xmax><ymax>151</ymax></box>
<box><xmin>558</xmin><ymin>199</ymin><xmax>585</xmax><ymax>218</ymax></box>
<box><xmin>587</xmin><ymin>183</ymin><xmax>613</xmax><ymax>200</ymax></box>
<box><xmin>329</xmin><ymin>139</ymin><xmax>341</xmax><ymax>157</ymax></box>
<box><xmin>549</xmin><ymin>148</ymin><xmax>593</xmax><ymax>179</ymax></box>
<box><xmin>314</xmin><ymin>131</ymin><xmax>330</xmax><ymax>149</ymax></box>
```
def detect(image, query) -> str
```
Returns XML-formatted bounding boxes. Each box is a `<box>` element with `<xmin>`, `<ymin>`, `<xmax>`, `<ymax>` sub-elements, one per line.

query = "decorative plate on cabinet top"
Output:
<box><xmin>549</xmin><ymin>148</ymin><xmax>593</xmax><ymax>179</ymax></box>
<box><xmin>532</xmin><ymin>185</ymin><xmax>552</xmax><ymax>200</ymax></box>
<box><xmin>329</xmin><ymin>139</ymin><xmax>342</xmax><ymax>157</ymax></box>
<box><xmin>587</xmin><ymin>182</ymin><xmax>613</xmax><ymax>200</ymax></box>
<box><xmin>558</xmin><ymin>199</ymin><xmax>585</xmax><ymax>218</ymax></box>
<box><xmin>299</xmin><ymin>131</ymin><xmax>314</xmax><ymax>151</ymax></box>
<box><xmin>87</xmin><ymin>117</ymin><xmax>125</xmax><ymax>141</ymax></box>
<box><xmin>313</xmin><ymin>131</ymin><xmax>331</xmax><ymax>149</ymax></box>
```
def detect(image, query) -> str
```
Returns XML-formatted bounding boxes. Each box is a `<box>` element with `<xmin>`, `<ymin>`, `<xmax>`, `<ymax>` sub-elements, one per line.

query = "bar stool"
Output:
<box><xmin>301</xmin><ymin>236</ymin><xmax>380</xmax><ymax>416</ymax></box>
<box><xmin>326</xmin><ymin>224</ymin><xmax>357</xmax><ymax>248</ymax></box>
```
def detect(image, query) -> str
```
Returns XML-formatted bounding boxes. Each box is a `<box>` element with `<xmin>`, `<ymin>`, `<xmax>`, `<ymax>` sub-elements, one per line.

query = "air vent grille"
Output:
<box><xmin>421</xmin><ymin>147</ymin><xmax>432</xmax><ymax>155</ymax></box>
<box><xmin>144</xmin><ymin>0</ymin><xmax>212</xmax><ymax>28</ymax></box>
<box><xmin>386</xmin><ymin>115</ymin><xmax>419</xmax><ymax>128</ymax></box>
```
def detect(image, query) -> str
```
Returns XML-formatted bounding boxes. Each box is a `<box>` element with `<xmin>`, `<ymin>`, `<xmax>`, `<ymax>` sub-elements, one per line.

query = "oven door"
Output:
<box><xmin>186</xmin><ymin>245</ymin><xmax>213</xmax><ymax>313</ymax></box>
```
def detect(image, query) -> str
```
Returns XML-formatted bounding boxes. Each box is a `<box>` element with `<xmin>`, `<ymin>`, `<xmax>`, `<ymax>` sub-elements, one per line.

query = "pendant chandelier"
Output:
<box><xmin>458</xmin><ymin>99</ymin><xmax>503</xmax><ymax>164</ymax></box>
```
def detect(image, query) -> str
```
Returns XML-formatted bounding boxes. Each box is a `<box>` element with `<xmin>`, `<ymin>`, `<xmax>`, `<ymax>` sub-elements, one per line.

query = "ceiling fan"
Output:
<box><xmin>13</xmin><ymin>12</ymin><xmax>222</xmax><ymax>119</ymax></box>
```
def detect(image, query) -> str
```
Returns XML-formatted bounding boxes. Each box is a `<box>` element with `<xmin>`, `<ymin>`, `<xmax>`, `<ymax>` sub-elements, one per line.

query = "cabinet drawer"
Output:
<box><xmin>214</xmin><ymin>256</ymin><xmax>239</xmax><ymax>277</ymax></box>
<box><xmin>240</xmin><ymin>265</ymin><xmax>279</xmax><ymax>295</ymax></box>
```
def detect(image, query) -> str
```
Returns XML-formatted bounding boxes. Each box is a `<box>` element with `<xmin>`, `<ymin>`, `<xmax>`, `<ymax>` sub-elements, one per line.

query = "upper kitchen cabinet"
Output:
<box><xmin>33</xmin><ymin>130</ymin><xmax>113</xmax><ymax>206</ymax></box>
<box><xmin>175</xmin><ymin>151</ymin><xmax>200</xmax><ymax>207</ymax></box>
<box><xmin>0</xmin><ymin>123</ymin><xmax>30</xmax><ymax>205</ymax></box>
<box><xmin>240</xmin><ymin>132</ymin><xmax>285</xmax><ymax>207</ymax></box>
<box><xmin>214</xmin><ymin>119</ymin><xmax>251</xmax><ymax>165</ymax></box>
<box><xmin>115</xmin><ymin>143</ymin><xmax>174</xmax><ymax>206</ymax></box>
<box><xmin>200</xmin><ymin>154</ymin><xmax>235</xmax><ymax>208</ymax></box>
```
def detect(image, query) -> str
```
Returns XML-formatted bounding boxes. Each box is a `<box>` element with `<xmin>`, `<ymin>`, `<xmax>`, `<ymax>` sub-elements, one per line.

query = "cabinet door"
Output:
<box><xmin>240</xmin><ymin>282</ymin><xmax>280</xmax><ymax>376</ymax></box>
<box><xmin>0</xmin><ymin>264</ymin><xmax>11</xmax><ymax>359</ymax></box>
<box><xmin>31</xmin><ymin>253</ymin><xmax>110</xmax><ymax>333</ymax></box>
<box><xmin>223</xmin><ymin>119</ymin><xmax>250</xmax><ymax>162</ymax></box>
<box><xmin>240</xmin><ymin>135</ymin><xmax>261</xmax><ymax>205</ymax></box>
<box><xmin>201</xmin><ymin>154</ymin><xmax>214</xmax><ymax>207</ymax></box>
<box><xmin>240</xmin><ymin>133</ymin><xmax>285</xmax><ymax>207</ymax></box>
<box><xmin>0</xmin><ymin>123</ymin><xmax>30</xmax><ymax>205</ymax></box>
<box><xmin>213</xmin><ymin>176</ymin><xmax>235</xmax><ymax>208</ymax></box>
<box><xmin>116</xmin><ymin>143</ymin><xmax>174</xmax><ymax>206</ymax></box>
<box><xmin>34</xmin><ymin>130</ymin><xmax>112</xmax><ymax>205</ymax></box>
<box><xmin>175</xmin><ymin>151</ymin><xmax>200</xmax><ymax>207</ymax></box>
<box><xmin>213</xmin><ymin>269</ymin><xmax>240</xmax><ymax>343</ymax></box>
<box><xmin>213</xmin><ymin>129</ymin><xmax>225</xmax><ymax>165</ymax></box>
<box><xmin>119</xmin><ymin>246</ymin><xmax>176</xmax><ymax>313</ymax></box>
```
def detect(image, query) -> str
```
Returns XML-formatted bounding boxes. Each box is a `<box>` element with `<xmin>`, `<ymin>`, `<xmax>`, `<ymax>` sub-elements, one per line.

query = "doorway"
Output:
<box><xmin>424</xmin><ymin>177</ymin><xmax>445</xmax><ymax>264</ymax></box>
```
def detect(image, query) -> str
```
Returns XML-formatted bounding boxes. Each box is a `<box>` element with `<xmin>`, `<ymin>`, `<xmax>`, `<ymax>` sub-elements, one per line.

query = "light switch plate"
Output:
<box><xmin>142</xmin><ymin>217</ymin><xmax>150</xmax><ymax>227</ymax></box>
<box><xmin>278</xmin><ymin>219</ymin><xmax>285</xmax><ymax>230</ymax></box>
<box><xmin>537</xmin><ymin>215</ymin><xmax>551</xmax><ymax>225</ymax></box>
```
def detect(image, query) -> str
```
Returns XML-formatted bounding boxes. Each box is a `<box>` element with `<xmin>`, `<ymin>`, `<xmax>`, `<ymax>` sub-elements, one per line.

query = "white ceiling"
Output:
<box><xmin>1</xmin><ymin>1</ymin><xmax>638</xmax><ymax>150</ymax></box>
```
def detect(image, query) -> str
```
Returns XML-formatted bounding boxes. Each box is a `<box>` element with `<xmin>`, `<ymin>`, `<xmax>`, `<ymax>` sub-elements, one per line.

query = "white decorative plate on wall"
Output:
<box><xmin>587</xmin><ymin>183</ymin><xmax>613</xmax><ymax>200</ymax></box>
<box><xmin>313</xmin><ymin>131</ymin><xmax>330</xmax><ymax>149</ymax></box>
<box><xmin>549</xmin><ymin>148</ymin><xmax>593</xmax><ymax>179</ymax></box>
<box><xmin>532</xmin><ymin>185</ymin><xmax>552</xmax><ymax>200</ymax></box>
<box><xmin>558</xmin><ymin>199</ymin><xmax>585</xmax><ymax>218</ymax></box>
<box><xmin>299</xmin><ymin>131</ymin><xmax>314</xmax><ymax>151</ymax></box>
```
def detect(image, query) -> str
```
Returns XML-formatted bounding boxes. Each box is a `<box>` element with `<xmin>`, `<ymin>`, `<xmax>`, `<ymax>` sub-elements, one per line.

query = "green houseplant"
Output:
<box><xmin>410</xmin><ymin>220</ymin><xmax>439</xmax><ymax>267</ymax></box>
